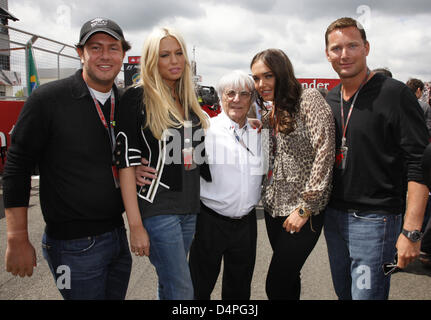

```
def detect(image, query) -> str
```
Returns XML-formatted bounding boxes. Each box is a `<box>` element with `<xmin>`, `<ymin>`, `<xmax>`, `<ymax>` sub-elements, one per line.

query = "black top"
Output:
<box><xmin>423</xmin><ymin>143</ymin><xmax>431</xmax><ymax>189</ymax></box>
<box><xmin>138</xmin><ymin>140</ymin><xmax>201</xmax><ymax>219</ymax></box>
<box><xmin>115</xmin><ymin>85</ymin><xmax>210</xmax><ymax>219</ymax></box>
<box><xmin>326</xmin><ymin>73</ymin><xmax>429</xmax><ymax>213</ymax></box>
<box><xmin>2</xmin><ymin>70</ymin><xmax>125</xmax><ymax>240</ymax></box>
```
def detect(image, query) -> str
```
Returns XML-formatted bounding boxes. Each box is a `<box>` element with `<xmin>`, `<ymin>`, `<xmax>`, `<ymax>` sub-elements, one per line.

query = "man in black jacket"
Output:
<box><xmin>2</xmin><ymin>18</ymin><xmax>144</xmax><ymax>300</ymax></box>
<box><xmin>324</xmin><ymin>17</ymin><xmax>429</xmax><ymax>300</ymax></box>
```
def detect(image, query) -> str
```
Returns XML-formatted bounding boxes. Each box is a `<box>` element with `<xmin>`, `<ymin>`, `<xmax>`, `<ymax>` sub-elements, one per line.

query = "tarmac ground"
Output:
<box><xmin>1</xmin><ymin>177</ymin><xmax>431</xmax><ymax>302</ymax></box>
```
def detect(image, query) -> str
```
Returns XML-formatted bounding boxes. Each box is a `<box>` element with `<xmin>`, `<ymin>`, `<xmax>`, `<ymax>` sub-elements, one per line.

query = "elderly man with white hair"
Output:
<box><xmin>188</xmin><ymin>70</ymin><xmax>263</xmax><ymax>300</ymax></box>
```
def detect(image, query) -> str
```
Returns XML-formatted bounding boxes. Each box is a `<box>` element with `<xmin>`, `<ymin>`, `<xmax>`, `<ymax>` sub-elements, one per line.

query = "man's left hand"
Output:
<box><xmin>135</xmin><ymin>158</ymin><xmax>157</xmax><ymax>186</ymax></box>
<box><xmin>396</xmin><ymin>235</ymin><xmax>421</xmax><ymax>269</ymax></box>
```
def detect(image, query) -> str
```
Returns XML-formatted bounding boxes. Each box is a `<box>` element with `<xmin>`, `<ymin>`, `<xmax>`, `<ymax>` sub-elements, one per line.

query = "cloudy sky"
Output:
<box><xmin>8</xmin><ymin>0</ymin><xmax>431</xmax><ymax>87</ymax></box>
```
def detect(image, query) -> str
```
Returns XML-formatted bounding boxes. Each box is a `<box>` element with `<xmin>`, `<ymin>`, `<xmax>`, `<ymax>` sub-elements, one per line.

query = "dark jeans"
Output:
<box><xmin>42</xmin><ymin>226</ymin><xmax>132</xmax><ymax>300</ymax></box>
<box><xmin>264</xmin><ymin>210</ymin><xmax>324</xmax><ymax>300</ymax></box>
<box><xmin>189</xmin><ymin>203</ymin><xmax>257</xmax><ymax>300</ymax></box>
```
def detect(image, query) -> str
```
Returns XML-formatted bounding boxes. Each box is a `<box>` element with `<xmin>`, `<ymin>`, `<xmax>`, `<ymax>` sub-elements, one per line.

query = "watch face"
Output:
<box><xmin>411</xmin><ymin>231</ymin><xmax>421</xmax><ymax>241</ymax></box>
<box><xmin>404</xmin><ymin>230</ymin><xmax>423</xmax><ymax>242</ymax></box>
<box><xmin>298</xmin><ymin>208</ymin><xmax>312</xmax><ymax>217</ymax></box>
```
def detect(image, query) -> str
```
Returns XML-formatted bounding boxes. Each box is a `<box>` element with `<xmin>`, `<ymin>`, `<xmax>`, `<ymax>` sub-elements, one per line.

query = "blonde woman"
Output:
<box><xmin>114</xmin><ymin>27</ymin><xmax>210</xmax><ymax>300</ymax></box>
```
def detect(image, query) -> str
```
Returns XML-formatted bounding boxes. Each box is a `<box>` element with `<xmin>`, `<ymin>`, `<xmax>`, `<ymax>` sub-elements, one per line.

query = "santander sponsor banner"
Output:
<box><xmin>128</xmin><ymin>56</ymin><xmax>141</xmax><ymax>64</ymax></box>
<box><xmin>0</xmin><ymin>100</ymin><xmax>25</xmax><ymax>173</ymax></box>
<box><xmin>297</xmin><ymin>78</ymin><xmax>340</xmax><ymax>91</ymax></box>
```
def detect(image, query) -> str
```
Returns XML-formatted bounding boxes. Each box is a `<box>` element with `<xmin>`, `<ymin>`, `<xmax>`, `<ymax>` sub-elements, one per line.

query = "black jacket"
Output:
<box><xmin>3</xmin><ymin>70</ymin><xmax>125</xmax><ymax>239</ymax></box>
<box><xmin>114</xmin><ymin>85</ymin><xmax>211</xmax><ymax>203</ymax></box>
<box><xmin>326</xmin><ymin>73</ymin><xmax>429</xmax><ymax>213</ymax></box>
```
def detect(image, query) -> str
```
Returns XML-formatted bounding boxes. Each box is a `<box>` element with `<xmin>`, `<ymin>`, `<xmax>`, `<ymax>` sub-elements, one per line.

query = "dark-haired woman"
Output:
<box><xmin>250</xmin><ymin>49</ymin><xmax>335</xmax><ymax>300</ymax></box>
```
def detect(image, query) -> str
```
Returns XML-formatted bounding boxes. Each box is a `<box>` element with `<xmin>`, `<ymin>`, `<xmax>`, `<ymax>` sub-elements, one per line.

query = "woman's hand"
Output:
<box><xmin>248</xmin><ymin>118</ymin><xmax>263</xmax><ymax>132</ymax></box>
<box><xmin>282</xmin><ymin>208</ymin><xmax>309</xmax><ymax>234</ymax></box>
<box><xmin>129</xmin><ymin>224</ymin><xmax>150</xmax><ymax>257</ymax></box>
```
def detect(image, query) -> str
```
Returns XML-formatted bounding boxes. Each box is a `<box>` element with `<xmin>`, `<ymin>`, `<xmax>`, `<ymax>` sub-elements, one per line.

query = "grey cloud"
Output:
<box><xmin>21</xmin><ymin>0</ymin><xmax>431</xmax><ymax>36</ymax></box>
<box><xmin>10</xmin><ymin>0</ymin><xmax>431</xmax><ymax>85</ymax></box>
<box><xmin>190</xmin><ymin>30</ymin><xmax>264</xmax><ymax>53</ymax></box>
<box><xmin>30</xmin><ymin>0</ymin><xmax>206</xmax><ymax>31</ymax></box>
<box><xmin>272</xmin><ymin>0</ymin><xmax>431</xmax><ymax>20</ymax></box>
<box><xmin>205</xmin><ymin>0</ymin><xmax>277</xmax><ymax>13</ymax></box>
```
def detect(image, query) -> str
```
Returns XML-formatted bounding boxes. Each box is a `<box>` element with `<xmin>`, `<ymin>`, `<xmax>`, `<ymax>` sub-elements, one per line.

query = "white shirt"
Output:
<box><xmin>89</xmin><ymin>87</ymin><xmax>112</xmax><ymax>104</ymax></box>
<box><xmin>200</xmin><ymin>111</ymin><xmax>263</xmax><ymax>218</ymax></box>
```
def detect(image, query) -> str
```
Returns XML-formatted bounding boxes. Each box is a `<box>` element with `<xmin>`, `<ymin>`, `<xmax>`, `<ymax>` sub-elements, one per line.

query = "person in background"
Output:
<box><xmin>406</xmin><ymin>78</ymin><xmax>431</xmax><ymax>139</ymax></box>
<box><xmin>324</xmin><ymin>17</ymin><xmax>429</xmax><ymax>300</ymax></box>
<box><xmin>197</xmin><ymin>85</ymin><xmax>221</xmax><ymax>118</ymax></box>
<box><xmin>250</xmin><ymin>48</ymin><xmax>335</xmax><ymax>300</ymax></box>
<box><xmin>114</xmin><ymin>27</ymin><xmax>210</xmax><ymax>300</ymax></box>
<box><xmin>3</xmin><ymin>18</ymin><xmax>135</xmax><ymax>300</ymax></box>
<box><xmin>317</xmin><ymin>87</ymin><xmax>329</xmax><ymax>98</ymax></box>
<box><xmin>372</xmin><ymin>67</ymin><xmax>392</xmax><ymax>78</ymax></box>
<box><xmin>406</xmin><ymin>78</ymin><xmax>430</xmax><ymax>116</ymax></box>
<box><xmin>189</xmin><ymin>70</ymin><xmax>263</xmax><ymax>300</ymax></box>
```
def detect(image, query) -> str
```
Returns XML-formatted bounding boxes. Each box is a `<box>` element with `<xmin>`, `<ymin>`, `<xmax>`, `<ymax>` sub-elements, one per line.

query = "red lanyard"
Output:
<box><xmin>87</xmin><ymin>85</ymin><xmax>120</xmax><ymax>188</ymax></box>
<box><xmin>340</xmin><ymin>69</ymin><xmax>370</xmax><ymax>147</ymax></box>
<box><xmin>87</xmin><ymin>87</ymin><xmax>116</xmax><ymax>150</ymax></box>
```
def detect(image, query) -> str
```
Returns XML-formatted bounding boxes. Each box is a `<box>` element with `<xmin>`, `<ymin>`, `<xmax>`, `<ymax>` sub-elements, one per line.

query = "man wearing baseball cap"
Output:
<box><xmin>3</xmin><ymin>18</ymin><xmax>148</xmax><ymax>300</ymax></box>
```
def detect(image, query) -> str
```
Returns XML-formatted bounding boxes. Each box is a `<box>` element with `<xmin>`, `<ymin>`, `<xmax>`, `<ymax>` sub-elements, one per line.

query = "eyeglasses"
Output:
<box><xmin>224</xmin><ymin>90</ymin><xmax>252</xmax><ymax>100</ymax></box>
<box><xmin>382</xmin><ymin>254</ymin><xmax>402</xmax><ymax>276</ymax></box>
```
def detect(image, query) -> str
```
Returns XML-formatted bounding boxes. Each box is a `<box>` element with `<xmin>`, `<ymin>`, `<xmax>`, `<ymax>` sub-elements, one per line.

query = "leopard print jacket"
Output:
<box><xmin>261</xmin><ymin>88</ymin><xmax>335</xmax><ymax>217</ymax></box>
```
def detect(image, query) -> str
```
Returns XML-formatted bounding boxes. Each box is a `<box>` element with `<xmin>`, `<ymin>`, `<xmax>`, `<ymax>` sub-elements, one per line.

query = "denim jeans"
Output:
<box><xmin>42</xmin><ymin>226</ymin><xmax>132</xmax><ymax>300</ymax></box>
<box><xmin>143</xmin><ymin>213</ymin><xmax>196</xmax><ymax>300</ymax></box>
<box><xmin>324</xmin><ymin>207</ymin><xmax>402</xmax><ymax>300</ymax></box>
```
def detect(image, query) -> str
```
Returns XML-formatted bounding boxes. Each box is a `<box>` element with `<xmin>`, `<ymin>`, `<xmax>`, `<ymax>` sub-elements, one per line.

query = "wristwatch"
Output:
<box><xmin>298</xmin><ymin>207</ymin><xmax>313</xmax><ymax>218</ymax></box>
<box><xmin>401</xmin><ymin>228</ymin><xmax>423</xmax><ymax>242</ymax></box>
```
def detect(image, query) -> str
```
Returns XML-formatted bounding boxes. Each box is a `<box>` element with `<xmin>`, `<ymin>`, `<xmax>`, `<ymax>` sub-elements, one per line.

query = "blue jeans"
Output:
<box><xmin>324</xmin><ymin>207</ymin><xmax>402</xmax><ymax>300</ymax></box>
<box><xmin>42</xmin><ymin>226</ymin><xmax>132</xmax><ymax>300</ymax></box>
<box><xmin>143</xmin><ymin>214</ymin><xmax>196</xmax><ymax>300</ymax></box>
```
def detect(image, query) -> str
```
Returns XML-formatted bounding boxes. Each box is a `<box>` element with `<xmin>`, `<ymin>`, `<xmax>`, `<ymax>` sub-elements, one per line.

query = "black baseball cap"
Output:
<box><xmin>79</xmin><ymin>17</ymin><xmax>126</xmax><ymax>46</ymax></box>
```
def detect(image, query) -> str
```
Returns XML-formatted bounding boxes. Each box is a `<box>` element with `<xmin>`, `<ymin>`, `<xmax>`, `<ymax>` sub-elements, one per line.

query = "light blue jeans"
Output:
<box><xmin>143</xmin><ymin>214</ymin><xmax>196</xmax><ymax>300</ymax></box>
<box><xmin>324</xmin><ymin>207</ymin><xmax>402</xmax><ymax>300</ymax></box>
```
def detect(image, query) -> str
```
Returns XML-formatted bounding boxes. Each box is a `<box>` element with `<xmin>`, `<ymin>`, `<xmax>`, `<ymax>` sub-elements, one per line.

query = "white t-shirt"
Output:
<box><xmin>89</xmin><ymin>87</ymin><xmax>112</xmax><ymax>104</ymax></box>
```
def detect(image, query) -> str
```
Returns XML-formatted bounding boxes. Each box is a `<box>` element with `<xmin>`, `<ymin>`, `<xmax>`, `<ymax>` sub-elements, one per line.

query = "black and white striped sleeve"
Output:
<box><xmin>114</xmin><ymin>86</ymin><xmax>144</xmax><ymax>168</ymax></box>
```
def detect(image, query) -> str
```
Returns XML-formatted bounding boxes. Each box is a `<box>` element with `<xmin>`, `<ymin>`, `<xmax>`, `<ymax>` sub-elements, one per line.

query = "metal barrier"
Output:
<box><xmin>0</xmin><ymin>23</ymin><xmax>81</xmax><ymax>98</ymax></box>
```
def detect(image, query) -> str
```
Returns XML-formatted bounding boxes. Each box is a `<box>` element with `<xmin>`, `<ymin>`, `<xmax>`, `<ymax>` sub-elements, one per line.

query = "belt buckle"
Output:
<box><xmin>231</xmin><ymin>216</ymin><xmax>243</xmax><ymax>220</ymax></box>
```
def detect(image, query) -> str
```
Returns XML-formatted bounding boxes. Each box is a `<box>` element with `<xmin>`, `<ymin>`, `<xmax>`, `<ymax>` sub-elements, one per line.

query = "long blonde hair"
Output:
<box><xmin>140</xmin><ymin>27</ymin><xmax>208</xmax><ymax>140</ymax></box>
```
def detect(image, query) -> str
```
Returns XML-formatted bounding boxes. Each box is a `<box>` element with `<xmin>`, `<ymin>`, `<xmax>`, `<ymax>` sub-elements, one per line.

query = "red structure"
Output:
<box><xmin>201</xmin><ymin>104</ymin><xmax>221</xmax><ymax>118</ymax></box>
<box><xmin>0</xmin><ymin>100</ymin><xmax>24</xmax><ymax>173</ymax></box>
<box><xmin>297</xmin><ymin>78</ymin><xmax>340</xmax><ymax>91</ymax></box>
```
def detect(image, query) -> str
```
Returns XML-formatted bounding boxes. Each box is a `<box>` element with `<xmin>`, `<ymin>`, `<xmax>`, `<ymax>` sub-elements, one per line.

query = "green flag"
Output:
<box><xmin>26</xmin><ymin>43</ymin><xmax>39</xmax><ymax>96</ymax></box>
